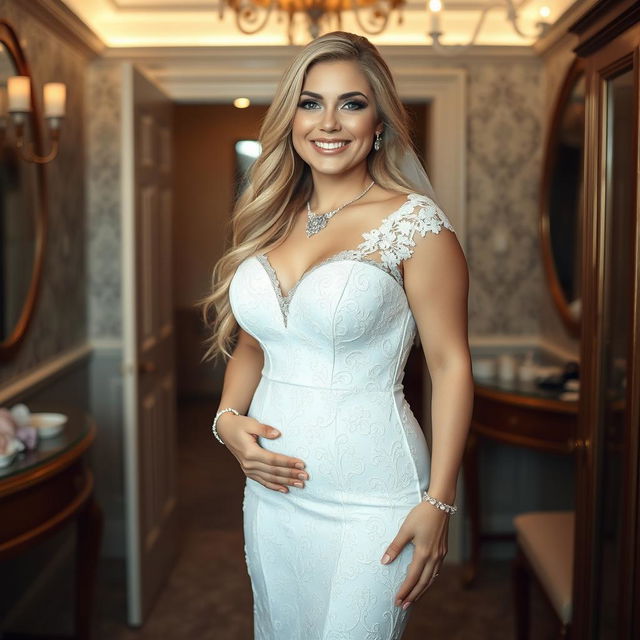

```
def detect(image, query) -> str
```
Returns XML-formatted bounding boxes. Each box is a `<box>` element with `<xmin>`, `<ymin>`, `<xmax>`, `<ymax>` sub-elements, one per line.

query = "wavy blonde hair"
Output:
<box><xmin>198</xmin><ymin>30</ymin><xmax>423</xmax><ymax>363</ymax></box>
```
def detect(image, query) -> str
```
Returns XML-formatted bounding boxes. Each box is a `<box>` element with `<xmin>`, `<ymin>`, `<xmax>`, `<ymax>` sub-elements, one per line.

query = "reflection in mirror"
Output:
<box><xmin>541</xmin><ymin>62</ymin><xmax>585</xmax><ymax>336</ymax></box>
<box><xmin>0</xmin><ymin>39</ymin><xmax>40</xmax><ymax>347</ymax></box>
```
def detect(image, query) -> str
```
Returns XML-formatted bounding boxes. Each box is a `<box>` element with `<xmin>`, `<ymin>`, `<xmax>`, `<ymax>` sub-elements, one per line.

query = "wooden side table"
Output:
<box><xmin>0</xmin><ymin>406</ymin><xmax>103</xmax><ymax>640</ymax></box>
<box><xmin>462</xmin><ymin>378</ymin><xmax>579</xmax><ymax>586</ymax></box>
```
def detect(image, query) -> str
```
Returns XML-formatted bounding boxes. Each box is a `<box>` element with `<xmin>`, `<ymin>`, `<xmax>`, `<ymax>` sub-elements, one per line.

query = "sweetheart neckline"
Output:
<box><xmin>252</xmin><ymin>254</ymin><xmax>406</xmax><ymax>327</ymax></box>
<box><xmin>256</xmin><ymin>191</ymin><xmax>417</xmax><ymax>299</ymax></box>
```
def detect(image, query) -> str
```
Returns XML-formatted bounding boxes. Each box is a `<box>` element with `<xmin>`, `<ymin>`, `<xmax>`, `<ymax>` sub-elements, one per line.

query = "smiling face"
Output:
<box><xmin>291</xmin><ymin>59</ymin><xmax>382</xmax><ymax>178</ymax></box>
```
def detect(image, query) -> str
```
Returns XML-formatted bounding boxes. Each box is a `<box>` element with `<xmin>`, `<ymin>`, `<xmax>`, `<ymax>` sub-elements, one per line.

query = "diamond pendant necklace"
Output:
<box><xmin>306</xmin><ymin>180</ymin><xmax>375</xmax><ymax>238</ymax></box>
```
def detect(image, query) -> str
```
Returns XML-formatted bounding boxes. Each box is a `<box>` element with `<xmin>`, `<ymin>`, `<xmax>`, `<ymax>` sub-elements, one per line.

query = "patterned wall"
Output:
<box><xmin>0</xmin><ymin>0</ymin><xmax>89</xmax><ymax>387</ymax></box>
<box><xmin>464</xmin><ymin>57</ymin><xmax>544</xmax><ymax>336</ymax></box>
<box><xmin>86</xmin><ymin>60</ymin><xmax>123</xmax><ymax>340</ymax></box>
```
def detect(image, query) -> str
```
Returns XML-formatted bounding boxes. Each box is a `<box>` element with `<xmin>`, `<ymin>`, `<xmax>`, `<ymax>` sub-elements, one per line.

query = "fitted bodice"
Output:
<box><xmin>228</xmin><ymin>192</ymin><xmax>456</xmax><ymax>393</ymax></box>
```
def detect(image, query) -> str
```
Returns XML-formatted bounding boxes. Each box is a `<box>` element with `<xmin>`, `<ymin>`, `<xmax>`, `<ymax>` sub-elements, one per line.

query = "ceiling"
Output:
<box><xmin>60</xmin><ymin>0</ymin><xmax>581</xmax><ymax>48</ymax></box>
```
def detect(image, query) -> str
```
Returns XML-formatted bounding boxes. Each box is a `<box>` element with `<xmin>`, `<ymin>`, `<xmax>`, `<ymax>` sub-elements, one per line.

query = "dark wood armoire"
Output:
<box><xmin>568</xmin><ymin>0</ymin><xmax>640</xmax><ymax>637</ymax></box>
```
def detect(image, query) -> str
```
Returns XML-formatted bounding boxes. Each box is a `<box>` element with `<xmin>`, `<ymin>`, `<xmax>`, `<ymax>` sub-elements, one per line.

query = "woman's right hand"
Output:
<box><xmin>216</xmin><ymin>413</ymin><xmax>308</xmax><ymax>493</ymax></box>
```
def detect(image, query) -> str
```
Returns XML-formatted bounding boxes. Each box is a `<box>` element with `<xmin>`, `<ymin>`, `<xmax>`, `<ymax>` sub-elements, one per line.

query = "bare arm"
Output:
<box><xmin>404</xmin><ymin>228</ymin><xmax>474</xmax><ymax>505</ymax></box>
<box><xmin>215</xmin><ymin>327</ymin><xmax>310</xmax><ymax>493</ymax></box>
<box><xmin>216</xmin><ymin>328</ymin><xmax>265</xmax><ymax>418</ymax></box>
<box><xmin>381</xmin><ymin>223</ymin><xmax>473</xmax><ymax>609</ymax></box>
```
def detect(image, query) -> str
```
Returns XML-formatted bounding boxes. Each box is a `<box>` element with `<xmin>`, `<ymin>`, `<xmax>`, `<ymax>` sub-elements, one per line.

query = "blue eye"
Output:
<box><xmin>343</xmin><ymin>100</ymin><xmax>367</xmax><ymax>110</ymax></box>
<box><xmin>298</xmin><ymin>100</ymin><xmax>320</xmax><ymax>109</ymax></box>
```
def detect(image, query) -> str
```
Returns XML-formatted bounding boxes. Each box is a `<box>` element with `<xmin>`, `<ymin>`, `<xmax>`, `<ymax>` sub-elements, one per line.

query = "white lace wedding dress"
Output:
<box><xmin>228</xmin><ymin>192</ymin><xmax>456</xmax><ymax>640</ymax></box>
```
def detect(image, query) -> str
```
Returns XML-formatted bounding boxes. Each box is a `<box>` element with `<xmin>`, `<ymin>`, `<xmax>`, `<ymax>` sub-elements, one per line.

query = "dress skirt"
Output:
<box><xmin>242</xmin><ymin>375</ymin><xmax>431</xmax><ymax>640</ymax></box>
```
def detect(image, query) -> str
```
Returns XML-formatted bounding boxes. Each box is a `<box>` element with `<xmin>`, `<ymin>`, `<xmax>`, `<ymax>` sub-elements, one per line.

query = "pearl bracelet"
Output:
<box><xmin>422</xmin><ymin>491</ymin><xmax>458</xmax><ymax>515</ymax></box>
<box><xmin>212</xmin><ymin>407</ymin><xmax>240</xmax><ymax>445</ymax></box>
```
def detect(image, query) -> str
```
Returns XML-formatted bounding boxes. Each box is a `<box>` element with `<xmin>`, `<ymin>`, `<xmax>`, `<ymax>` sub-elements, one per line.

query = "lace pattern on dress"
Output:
<box><xmin>255</xmin><ymin>193</ymin><xmax>455</xmax><ymax>326</ymax></box>
<box><xmin>357</xmin><ymin>193</ymin><xmax>456</xmax><ymax>270</ymax></box>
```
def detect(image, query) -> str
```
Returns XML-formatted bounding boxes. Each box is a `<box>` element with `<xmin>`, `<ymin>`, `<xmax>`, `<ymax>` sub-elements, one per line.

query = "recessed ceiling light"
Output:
<box><xmin>234</xmin><ymin>98</ymin><xmax>250</xmax><ymax>109</ymax></box>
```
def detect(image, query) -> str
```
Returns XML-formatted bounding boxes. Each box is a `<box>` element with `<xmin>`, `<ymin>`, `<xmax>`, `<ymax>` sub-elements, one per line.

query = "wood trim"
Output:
<box><xmin>0</xmin><ymin>469</ymin><xmax>94</xmax><ymax>556</ymax></box>
<box><xmin>474</xmin><ymin>383</ymin><xmax>579</xmax><ymax>414</ymax></box>
<box><xmin>572</xmin><ymin>13</ymin><xmax>640</xmax><ymax>637</ymax></box>
<box><xmin>0</xmin><ymin>21</ymin><xmax>48</xmax><ymax>363</ymax></box>
<box><xmin>570</xmin><ymin>0</ymin><xmax>640</xmax><ymax>57</ymax></box>
<box><xmin>538</xmin><ymin>56</ymin><xmax>585</xmax><ymax>338</ymax></box>
<box><xmin>0</xmin><ymin>343</ymin><xmax>92</xmax><ymax>405</ymax></box>
<box><xmin>0</xmin><ymin>418</ymin><xmax>96</xmax><ymax>498</ymax></box>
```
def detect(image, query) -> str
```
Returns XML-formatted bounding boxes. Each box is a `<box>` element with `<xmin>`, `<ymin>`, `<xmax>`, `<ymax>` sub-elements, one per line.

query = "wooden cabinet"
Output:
<box><xmin>568</xmin><ymin>1</ymin><xmax>640</xmax><ymax>637</ymax></box>
<box><xmin>463</xmin><ymin>377</ymin><xmax>578</xmax><ymax>584</ymax></box>
<box><xmin>0</xmin><ymin>407</ymin><xmax>103</xmax><ymax>640</ymax></box>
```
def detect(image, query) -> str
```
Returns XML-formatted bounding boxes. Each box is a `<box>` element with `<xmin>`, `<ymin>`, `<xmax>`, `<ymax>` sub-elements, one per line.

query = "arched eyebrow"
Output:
<box><xmin>300</xmin><ymin>90</ymin><xmax>369</xmax><ymax>101</ymax></box>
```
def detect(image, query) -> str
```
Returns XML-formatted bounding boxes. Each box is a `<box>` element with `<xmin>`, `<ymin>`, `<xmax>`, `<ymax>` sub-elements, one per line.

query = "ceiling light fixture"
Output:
<box><xmin>217</xmin><ymin>0</ymin><xmax>553</xmax><ymax>49</ymax></box>
<box><xmin>427</xmin><ymin>0</ymin><xmax>553</xmax><ymax>55</ymax></box>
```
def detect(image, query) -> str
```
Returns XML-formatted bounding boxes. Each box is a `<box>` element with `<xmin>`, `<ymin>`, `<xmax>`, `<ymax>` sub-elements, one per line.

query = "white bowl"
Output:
<box><xmin>0</xmin><ymin>450</ymin><xmax>18</xmax><ymax>468</ymax></box>
<box><xmin>29</xmin><ymin>413</ymin><xmax>68</xmax><ymax>438</ymax></box>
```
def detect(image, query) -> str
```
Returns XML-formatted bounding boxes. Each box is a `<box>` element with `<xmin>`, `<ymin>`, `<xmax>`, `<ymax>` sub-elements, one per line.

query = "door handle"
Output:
<box><xmin>569</xmin><ymin>437</ymin><xmax>590</xmax><ymax>452</ymax></box>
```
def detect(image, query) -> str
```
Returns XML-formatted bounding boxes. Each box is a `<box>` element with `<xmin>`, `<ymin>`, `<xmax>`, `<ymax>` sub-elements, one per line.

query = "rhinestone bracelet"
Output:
<box><xmin>211</xmin><ymin>407</ymin><xmax>240</xmax><ymax>445</ymax></box>
<box><xmin>422</xmin><ymin>491</ymin><xmax>458</xmax><ymax>515</ymax></box>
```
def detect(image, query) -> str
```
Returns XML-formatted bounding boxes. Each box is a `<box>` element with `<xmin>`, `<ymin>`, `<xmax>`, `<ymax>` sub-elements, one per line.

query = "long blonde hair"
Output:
<box><xmin>199</xmin><ymin>30</ymin><xmax>423</xmax><ymax>363</ymax></box>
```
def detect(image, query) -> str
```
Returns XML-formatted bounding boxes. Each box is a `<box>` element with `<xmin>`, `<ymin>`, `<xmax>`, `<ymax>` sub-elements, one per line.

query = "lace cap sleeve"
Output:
<box><xmin>358</xmin><ymin>193</ymin><xmax>456</xmax><ymax>270</ymax></box>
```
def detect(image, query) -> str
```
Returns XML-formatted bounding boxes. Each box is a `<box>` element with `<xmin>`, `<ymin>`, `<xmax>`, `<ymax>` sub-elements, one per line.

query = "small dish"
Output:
<box><xmin>0</xmin><ymin>437</ymin><xmax>25</xmax><ymax>468</ymax></box>
<box><xmin>29</xmin><ymin>413</ymin><xmax>67</xmax><ymax>438</ymax></box>
<box><xmin>0</xmin><ymin>450</ymin><xmax>18</xmax><ymax>468</ymax></box>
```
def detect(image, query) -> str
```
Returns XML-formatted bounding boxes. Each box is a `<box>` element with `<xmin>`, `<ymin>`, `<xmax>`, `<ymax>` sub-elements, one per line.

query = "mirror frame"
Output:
<box><xmin>0</xmin><ymin>20</ymin><xmax>48</xmax><ymax>361</ymax></box>
<box><xmin>539</xmin><ymin>56</ymin><xmax>586</xmax><ymax>339</ymax></box>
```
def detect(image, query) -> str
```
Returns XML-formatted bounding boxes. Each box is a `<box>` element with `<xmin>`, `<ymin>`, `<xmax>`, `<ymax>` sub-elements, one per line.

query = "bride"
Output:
<box><xmin>200</xmin><ymin>30</ymin><xmax>473</xmax><ymax>639</ymax></box>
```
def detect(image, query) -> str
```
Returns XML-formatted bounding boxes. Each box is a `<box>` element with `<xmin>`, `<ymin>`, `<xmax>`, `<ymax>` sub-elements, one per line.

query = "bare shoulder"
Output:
<box><xmin>370</xmin><ymin>186</ymin><xmax>410</xmax><ymax>209</ymax></box>
<box><xmin>360</xmin><ymin>186</ymin><xmax>411</xmax><ymax>223</ymax></box>
<box><xmin>403</xmin><ymin>215</ymin><xmax>467</xmax><ymax>296</ymax></box>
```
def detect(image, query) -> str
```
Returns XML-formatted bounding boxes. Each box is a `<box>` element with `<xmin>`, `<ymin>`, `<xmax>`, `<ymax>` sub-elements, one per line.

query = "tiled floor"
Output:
<box><xmin>4</xmin><ymin>398</ymin><xmax>560</xmax><ymax>639</ymax></box>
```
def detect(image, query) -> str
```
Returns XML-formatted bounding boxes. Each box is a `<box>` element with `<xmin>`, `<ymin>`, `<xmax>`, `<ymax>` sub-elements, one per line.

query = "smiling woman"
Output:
<box><xmin>199</xmin><ymin>30</ymin><xmax>473</xmax><ymax>640</ymax></box>
<box><xmin>292</xmin><ymin>69</ymin><xmax>381</xmax><ymax>175</ymax></box>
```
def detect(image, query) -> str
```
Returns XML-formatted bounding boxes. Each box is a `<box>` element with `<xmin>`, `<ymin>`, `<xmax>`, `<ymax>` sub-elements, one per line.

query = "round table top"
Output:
<box><xmin>0</xmin><ymin>404</ymin><xmax>96</xmax><ymax>490</ymax></box>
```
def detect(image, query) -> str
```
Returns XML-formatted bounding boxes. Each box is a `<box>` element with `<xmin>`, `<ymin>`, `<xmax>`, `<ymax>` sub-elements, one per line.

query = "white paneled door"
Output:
<box><xmin>121</xmin><ymin>62</ymin><xmax>178</xmax><ymax>626</ymax></box>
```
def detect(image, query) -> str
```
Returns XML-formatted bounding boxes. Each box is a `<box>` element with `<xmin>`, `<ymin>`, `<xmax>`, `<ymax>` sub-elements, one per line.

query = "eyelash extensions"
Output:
<box><xmin>297</xmin><ymin>99</ymin><xmax>368</xmax><ymax>110</ymax></box>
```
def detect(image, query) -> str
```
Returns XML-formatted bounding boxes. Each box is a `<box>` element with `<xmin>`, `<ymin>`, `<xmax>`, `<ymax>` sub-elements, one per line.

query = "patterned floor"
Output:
<box><xmin>4</xmin><ymin>398</ymin><xmax>560</xmax><ymax>639</ymax></box>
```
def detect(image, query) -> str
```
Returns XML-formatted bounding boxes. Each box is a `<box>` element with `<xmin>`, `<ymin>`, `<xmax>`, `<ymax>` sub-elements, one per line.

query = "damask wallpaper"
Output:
<box><xmin>86</xmin><ymin>60</ymin><xmax>122</xmax><ymax>340</ymax></box>
<box><xmin>0</xmin><ymin>0</ymin><xmax>89</xmax><ymax>387</ymax></box>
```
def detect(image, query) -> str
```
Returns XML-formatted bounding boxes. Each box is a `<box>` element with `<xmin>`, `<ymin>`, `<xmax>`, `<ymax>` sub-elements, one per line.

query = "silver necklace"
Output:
<box><xmin>306</xmin><ymin>181</ymin><xmax>375</xmax><ymax>237</ymax></box>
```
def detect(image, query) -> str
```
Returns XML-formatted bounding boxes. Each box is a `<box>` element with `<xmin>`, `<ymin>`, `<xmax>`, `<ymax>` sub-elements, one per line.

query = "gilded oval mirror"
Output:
<box><xmin>540</xmin><ymin>58</ymin><xmax>586</xmax><ymax>337</ymax></box>
<box><xmin>0</xmin><ymin>21</ymin><xmax>47</xmax><ymax>360</ymax></box>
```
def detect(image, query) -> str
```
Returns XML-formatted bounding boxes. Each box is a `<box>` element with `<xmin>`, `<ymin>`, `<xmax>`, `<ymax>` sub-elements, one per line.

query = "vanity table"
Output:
<box><xmin>0</xmin><ymin>406</ymin><xmax>103</xmax><ymax>640</ymax></box>
<box><xmin>462</xmin><ymin>372</ymin><xmax>579</xmax><ymax>585</ymax></box>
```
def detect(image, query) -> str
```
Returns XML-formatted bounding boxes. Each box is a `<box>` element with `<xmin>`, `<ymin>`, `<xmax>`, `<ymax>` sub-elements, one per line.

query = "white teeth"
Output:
<box><xmin>314</xmin><ymin>141</ymin><xmax>348</xmax><ymax>150</ymax></box>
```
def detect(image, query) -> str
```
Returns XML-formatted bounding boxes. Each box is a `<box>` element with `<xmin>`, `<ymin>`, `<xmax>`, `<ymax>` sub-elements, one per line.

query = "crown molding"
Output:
<box><xmin>102</xmin><ymin>43</ymin><xmax>537</xmax><ymax>102</ymax></box>
<box><xmin>27</xmin><ymin>0</ymin><xmax>105</xmax><ymax>58</ymax></box>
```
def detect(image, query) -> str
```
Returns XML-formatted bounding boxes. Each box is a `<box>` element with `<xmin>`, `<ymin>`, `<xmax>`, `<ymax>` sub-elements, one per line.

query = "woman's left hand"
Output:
<box><xmin>380</xmin><ymin>501</ymin><xmax>450</xmax><ymax>609</ymax></box>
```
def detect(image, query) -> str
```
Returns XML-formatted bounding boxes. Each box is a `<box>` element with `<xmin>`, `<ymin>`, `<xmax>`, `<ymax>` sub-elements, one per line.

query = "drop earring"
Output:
<box><xmin>374</xmin><ymin>131</ymin><xmax>382</xmax><ymax>151</ymax></box>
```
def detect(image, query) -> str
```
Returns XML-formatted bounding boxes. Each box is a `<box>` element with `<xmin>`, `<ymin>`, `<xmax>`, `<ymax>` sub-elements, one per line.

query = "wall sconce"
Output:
<box><xmin>2</xmin><ymin>76</ymin><xmax>66</xmax><ymax>164</ymax></box>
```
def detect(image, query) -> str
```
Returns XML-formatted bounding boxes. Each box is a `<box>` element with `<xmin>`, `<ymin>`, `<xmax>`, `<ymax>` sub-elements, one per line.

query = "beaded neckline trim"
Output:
<box><xmin>255</xmin><ymin>251</ymin><xmax>402</xmax><ymax>327</ymax></box>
